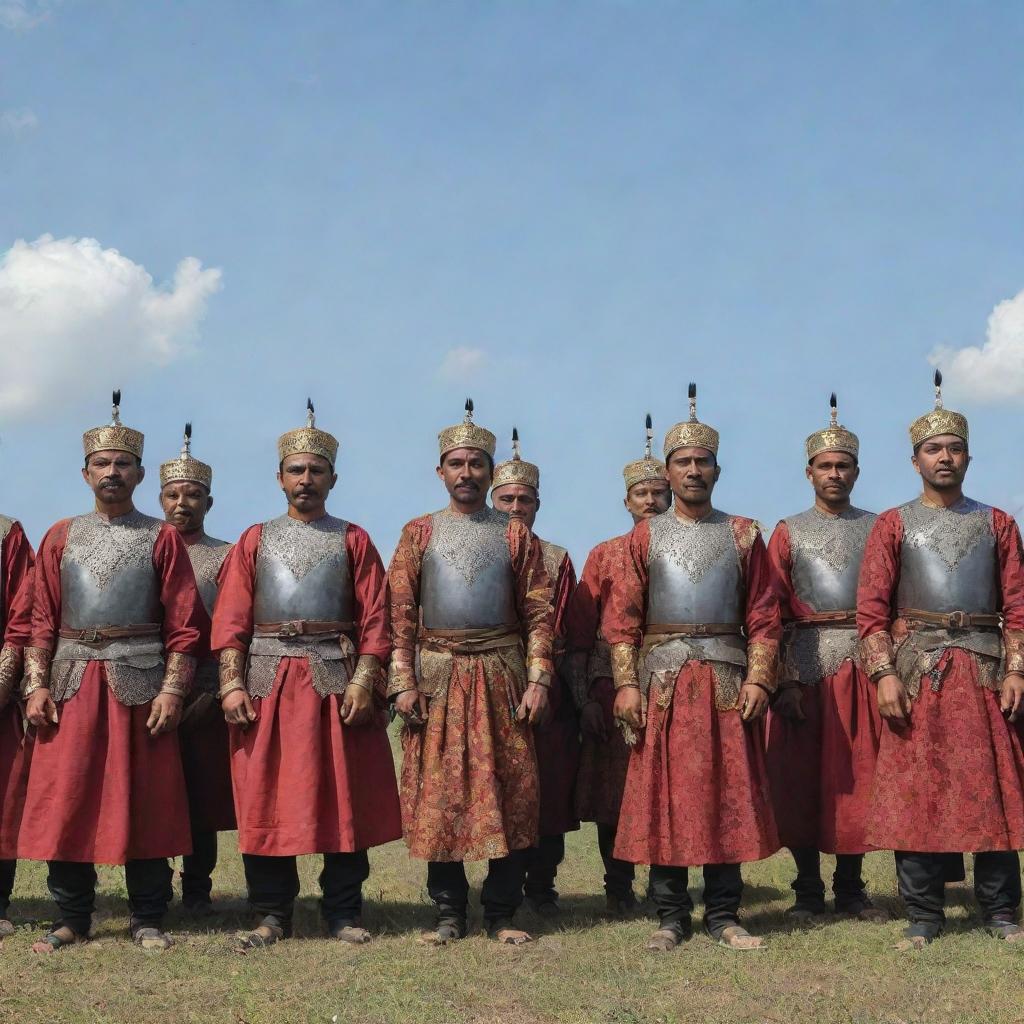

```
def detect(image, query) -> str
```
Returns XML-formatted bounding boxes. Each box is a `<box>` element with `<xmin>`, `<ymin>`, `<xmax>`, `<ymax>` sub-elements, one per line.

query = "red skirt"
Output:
<box><xmin>765</xmin><ymin>661</ymin><xmax>881</xmax><ymax>854</ymax></box>
<box><xmin>866</xmin><ymin>648</ymin><xmax>1024</xmax><ymax>852</ymax></box>
<box><xmin>534</xmin><ymin>676</ymin><xmax>580</xmax><ymax>837</ymax></box>
<box><xmin>614</xmin><ymin>662</ymin><xmax>779</xmax><ymax>867</ymax></box>
<box><xmin>179</xmin><ymin>695</ymin><xmax>236</xmax><ymax>835</ymax></box>
<box><xmin>230</xmin><ymin>657</ymin><xmax>401</xmax><ymax>857</ymax></box>
<box><xmin>575</xmin><ymin>677</ymin><xmax>632</xmax><ymax>827</ymax></box>
<box><xmin>0</xmin><ymin>703</ymin><xmax>32</xmax><ymax>860</ymax></box>
<box><xmin>18</xmin><ymin>665</ymin><xmax>191</xmax><ymax>864</ymax></box>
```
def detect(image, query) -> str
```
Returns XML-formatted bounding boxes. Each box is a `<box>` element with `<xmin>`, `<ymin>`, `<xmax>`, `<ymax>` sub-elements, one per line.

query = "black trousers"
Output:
<box><xmin>47</xmin><ymin>858</ymin><xmax>172</xmax><ymax>936</ymax></box>
<box><xmin>181</xmin><ymin>830</ymin><xmax>218</xmax><ymax>903</ymax></box>
<box><xmin>242</xmin><ymin>851</ymin><xmax>369</xmax><ymax>928</ymax></box>
<box><xmin>649</xmin><ymin>862</ymin><xmax>744</xmax><ymax>939</ymax></box>
<box><xmin>895</xmin><ymin>850</ymin><xmax>1021</xmax><ymax>936</ymax></box>
<box><xmin>790</xmin><ymin>847</ymin><xmax>867</xmax><ymax>910</ymax></box>
<box><xmin>0</xmin><ymin>858</ymin><xmax>15</xmax><ymax>917</ymax></box>
<box><xmin>597</xmin><ymin>823</ymin><xmax>636</xmax><ymax>900</ymax></box>
<box><xmin>427</xmin><ymin>850</ymin><xmax>528</xmax><ymax>926</ymax></box>
<box><xmin>524</xmin><ymin>834</ymin><xmax>565</xmax><ymax>900</ymax></box>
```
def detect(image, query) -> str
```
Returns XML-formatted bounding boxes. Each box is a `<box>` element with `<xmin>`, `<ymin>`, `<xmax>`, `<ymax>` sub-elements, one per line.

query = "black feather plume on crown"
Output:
<box><xmin>512</xmin><ymin>426</ymin><xmax>519</xmax><ymax>442</ymax></box>
<box><xmin>307</xmin><ymin>397</ymin><xmax>315</xmax><ymax>415</ymax></box>
<box><xmin>645</xmin><ymin>413</ymin><xmax>652</xmax><ymax>431</ymax></box>
<box><xmin>934</xmin><ymin>369</ymin><xmax>942</xmax><ymax>389</ymax></box>
<box><xmin>688</xmin><ymin>382</ymin><xmax>697</xmax><ymax>400</ymax></box>
<box><xmin>184</xmin><ymin>422</ymin><xmax>192</xmax><ymax>439</ymax></box>
<box><xmin>830</xmin><ymin>392</ymin><xmax>837</xmax><ymax>409</ymax></box>
<box><xmin>465</xmin><ymin>397</ymin><xmax>474</xmax><ymax>414</ymax></box>
<box><xmin>112</xmin><ymin>389</ymin><xmax>121</xmax><ymax>407</ymax></box>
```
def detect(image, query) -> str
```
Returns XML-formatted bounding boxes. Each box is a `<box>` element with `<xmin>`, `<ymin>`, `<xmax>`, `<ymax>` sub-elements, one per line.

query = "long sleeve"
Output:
<box><xmin>153</xmin><ymin>525</ymin><xmax>204</xmax><ymax>658</ymax></box>
<box><xmin>385</xmin><ymin>516</ymin><xmax>431</xmax><ymax>696</ymax></box>
<box><xmin>210</xmin><ymin>525</ymin><xmax>261</xmax><ymax>655</ymax></box>
<box><xmin>766</xmin><ymin>521</ymin><xmax>796</xmax><ymax>622</ymax></box>
<box><xmin>346</xmin><ymin>523</ymin><xmax>391</xmax><ymax>662</ymax></box>
<box><xmin>565</xmin><ymin>545</ymin><xmax>604</xmax><ymax>655</ymax></box>
<box><xmin>0</xmin><ymin>525</ymin><xmax>35</xmax><ymax>703</ymax></box>
<box><xmin>995</xmin><ymin>509</ymin><xmax>1024</xmax><ymax>672</ymax></box>
<box><xmin>508</xmin><ymin>520</ymin><xmax>555</xmax><ymax>683</ymax></box>
<box><xmin>856</xmin><ymin>510</ymin><xmax>903</xmax><ymax>679</ymax></box>
<box><xmin>602</xmin><ymin>520</ymin><xmax>650</xmax><ymax>689</ymax></box>
<box><xmin>550</xmin><ymin>553</ymin><xmax>577</xmax><ymax>652</ymax></box>
<box><xmin>739</xmin><ymin>523</ymin><xmax>781</xmax><ymax>691</ymax></box>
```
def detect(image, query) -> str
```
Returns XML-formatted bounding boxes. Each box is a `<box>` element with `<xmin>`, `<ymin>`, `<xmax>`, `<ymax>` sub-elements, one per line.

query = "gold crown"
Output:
<box><xmin>664</xmin><ymin>383</ymin><xmax>719</xmax><ymax>459</ymax></box>
<box><xmin>623</xmin><ymin>414</ymin><xmax>665</xmax><ymax>490</ymax></box>
<box><xmin>160</xmin><ymin>423</ymin><xmax>213</xmax><ymax>489</ymax></box>
<box><xmin>83</xmin><ymin>390</ymin><xmax>144</xmax><ymax>460</ymax></box>
<box><xmin>909</xmin><ymin>371</ymin><xmax>968</xmax><ymax>448</ymax></box>
<box><xmin>438</xmin><ymin>398</ymin><xmax>496</xmax><ymax>459</ymax></box>
<box><xmin>492</xmin><ymin>427</ymin><xmax>540</xmax><ymax>492</ymax></box>
<box><xmin>806</xmin><ymin>393</ymin><xmax>859</xmax><ymax>461</ymax></box>
<box><xmin>277</xmin><ymin>399</ymin><xmax>339</xmax><ymax>465</ymax></box>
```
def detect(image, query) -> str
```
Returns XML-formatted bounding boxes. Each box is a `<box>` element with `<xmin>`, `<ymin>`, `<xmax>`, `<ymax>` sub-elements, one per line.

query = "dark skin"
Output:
<box><xmin>159</xmin><ymin>480</ymin><xmax>212</xmax><ymax>536</ymax></box>
<box><xmin>26</xmin><ymin>451</ymin><xmax>182</xmax><ymax>740</ymax></box>
<box><xmin>614</xmin><ymin>447</ymin><xmax>768</xmax><ymax>731</ymax></box>
<box><xmin>877</xmin><ymin>435</ymin><xmax>1024</xmax><ymax>724</ymax></box>
<box><xmin>491</xmin><ymin>483</ymin><xmax>539</xmax><ymax>530</ymax></box>
<box><xmin>395</xmin><ymin>448</ymin><xmax>550</xmax><ymax>728</ymax></box>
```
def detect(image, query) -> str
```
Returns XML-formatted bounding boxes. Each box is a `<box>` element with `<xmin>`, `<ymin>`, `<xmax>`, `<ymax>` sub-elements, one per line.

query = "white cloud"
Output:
<box><xmin>0</xmin><ymin>0</ymin><xmax>53</xmax><ymax>30</ymax></box>
<box><xmin>437</xmin><ymin>346</ymin><xmax>486</xmax><ymax>380</ymax></box>
<box><xmin>0</xmin><ymin>235</ymin><xmax>223</xmax><ymax>422</ymax></box>
<box><xmin>929</xmin><ymin>288</ymin><xmax>1024</xmax><ymax>403</ymax></box>
<box><xmin>1</xmin><ymin>108</ymin><xmax>38</xmax><ymax>135</ymax></box>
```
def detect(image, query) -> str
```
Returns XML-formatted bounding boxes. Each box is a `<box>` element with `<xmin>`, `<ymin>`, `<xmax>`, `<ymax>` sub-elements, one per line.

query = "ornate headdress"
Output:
<box><xmin>438</xmin><ymin>398</ymin><xmax>496</xmax><ymax>459</ymax></box>
<box><xmin>909</xmin><ymin>370</ymin><xmax>968</xmax><ymax>448</ymax></box>
<box><xmin>805</xmin><ymin>393</ymin><xmax>860</xmax><ymax>462</ymax></box>
<box><xmin>82</xmin><ymin>390</ymin><xmax>145</xmax><ymax>460</ymax></box>
<box><xmin>160</xmin><ymin>422</ymin><xmax>213</xmax><ymax>489</ymax></box>
<box><xmin>491</xmin><ymin>427</ymin><xmax>540</xmax><ymax>492</ymax></box>
<box><xmin>623</xmin><ymin>413</ymin><xmax>666</xmax><ymax>491</ymax></box>
<box><xmin>277</xmin><ymin>399</ymin><xmax>339</xmax><ymax>465</ymax></box>
<box><xmin>663</xmin><ymin>383</ymin><xmax>720</xmax><ymax>460</ymax></box>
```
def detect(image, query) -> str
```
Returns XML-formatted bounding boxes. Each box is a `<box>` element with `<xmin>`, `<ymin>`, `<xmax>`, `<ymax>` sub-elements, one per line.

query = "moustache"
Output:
<box><xmin>455</xmin><ymin>481</ymin><xmax>480</xmax><ymax>490</ymax></box>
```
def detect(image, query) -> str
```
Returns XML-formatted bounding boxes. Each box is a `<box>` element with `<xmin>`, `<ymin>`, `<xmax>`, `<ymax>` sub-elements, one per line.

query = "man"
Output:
<box><xmin>0</xmin><ymin>513</ymin><xmax>35</xmax><ymax>936</ymax></box>
<box><xmin>564</xmin><ymin>415</ymin><xmax>670</xmax><ymax>915</ymax></box>
<box><xmin>765</xmin><ymin>395</ymin><xmax>885</xmax><ymax>921</ymax></box>
<box><xmin>603</xmin><ymin>384</ymin><xmax>780</xmax><ymax>951</ymax></box>
<box><xmin>159</xmin><ymin>423</ymin><xmax>235</xmax><ymax>914</ymax></box>
<box><xmin>388</xmin><ymin>399</ymin><xmax>555</xmax><ymax>945</ymax></box>
<box><xmin>20</xmin><ymin>392</ymin><xmax>203</xmax><ymax>952</ymax></box>
<box><xmin>212</xmin><ymin>400</ymin><xmax>401</xmax><ymax>949</ymax></box>
<box><xmin>858</xmin><ymin>371</ymin><xmax>1024</xmax><ymax>948</ymax></box>
<box><xmin>491</xmin><ymin>427</ymin><xmax>579</xmax><ymax>916</ymax></box>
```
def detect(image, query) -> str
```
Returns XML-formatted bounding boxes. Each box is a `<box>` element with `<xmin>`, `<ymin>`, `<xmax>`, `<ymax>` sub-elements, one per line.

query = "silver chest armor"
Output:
<box><xmin>645</xmin><ymin>510</ymin><xmax>743</xmax><ymax>625</ymax></box>
<box><xmin>185</xmin><ymin>534</ymin><xmax>232</xmax><ymax>615</ymax></box>
<box><xmin>896</xmin><ymin>497</ymin><xmax>998</xmax><ymax>614</ymax></box>
<box><xmin>785</xmin><ymin>507</ymin><xmax>876</xmax><ymax>612</ymax></box>
<box><xmin>253</xmin><ymin>515</ymin><xmax>353</xmax><ymax>624</ymax></box>
<box><xmin>59</xmin><ymin>511</ymin><xmax>163</xmax><ymax>629</ymax></box>
<box><xmin>420</xmin><ymin>508</ymin><xmax>517</xmax><ymax>630</ymax></box>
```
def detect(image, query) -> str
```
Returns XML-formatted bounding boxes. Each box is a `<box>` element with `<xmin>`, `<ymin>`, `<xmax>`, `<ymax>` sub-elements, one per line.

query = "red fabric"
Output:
<box><xmin>213</xmin><ymin>518</ymin><xmax>401</xmax><ymax>856</ymax></box>
<box><xmin>858</xmin><ymin>506</ymin><xmax>1024</xmax><ymax>851</ymax></box>
<box><xmin>2</xmin><ymin>522</ymin><xmax>34</xmax><ymax>645</ymax></box>
<box><xmin>575</xmin><ymin>676</ymin><xmax>631</xmax><ymax>826</ymax></box>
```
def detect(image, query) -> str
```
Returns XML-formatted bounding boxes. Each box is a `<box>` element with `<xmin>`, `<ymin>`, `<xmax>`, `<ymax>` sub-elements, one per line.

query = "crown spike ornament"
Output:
<box><xmin>82</xmin><ymin>389</ymin><xmax>144</xmax><ymax>459</ymax></box>
<box><xmin>662</xmin><ymin>382</ymin><xmax>720</xmax><ymax>460</ymax></box>
<box><xmin>623</xmin><ymin>413</ymin><xmax>667</xmax><ymax>492</ymax></box>
<box><xmin>160</xmin><ymin>421</ymin><xmax>213</xmax><ymax>489</ymax></box>
<box><xmin>438</xmin><ymin>396</ymin><xmax>496</xmax><ymax>459</ymax></box>
<box><xmin>805</xmin><ymin>392</ymin><xmax>859</xmax><ymax>462</ymax></box>
<box><xmin>909</xmin><ymin>369</ymin><xmax>967</xmax><ymax>449</ymax></box>
<box><xmin>277</xmin><ymin>398</ymin><xmax>339</xmax><ymax>465</ymax></box>
<box><xmin>492</xmin><ymin>426</ymin><xmax>540</xmax><ymax>493</ymax></box>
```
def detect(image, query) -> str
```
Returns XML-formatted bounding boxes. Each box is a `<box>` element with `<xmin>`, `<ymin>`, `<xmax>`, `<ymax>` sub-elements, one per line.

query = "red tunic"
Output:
<box><xmin>0</xmin><ymin>522</ymin><xmax>35</xmax><ymax>861</ymax></box>
<box><xmin>19</xmin><ymin>517</ymin><xmax>202</xmax><ymax>865</ymax></box>
<box><xmin>764</xmin><ymin>520</ymin><xmax>881</xmax><ymax>854</ymax></box>
<box><xmin>604</xmin><ymin>513</ymin><xmax>780</xmax><ymax>867</ymax></box>
<box><xmin>564</xmin><ymin>535</ymin><xmax>633</xmax><ymax>827</ymax></box>
<box><xmin>857</xmin><ymin>505</ymin><xmax>1024</xmax><ymax>852</ymax></box>
<box><xmin>212</xmin><ymin>520</ymin><xmax>401</xmax><ymax>857</ymax></box>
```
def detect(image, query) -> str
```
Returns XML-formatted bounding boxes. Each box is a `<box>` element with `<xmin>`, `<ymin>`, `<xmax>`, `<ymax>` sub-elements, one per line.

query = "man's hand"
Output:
<box><xmin>394</xmin><ymin>688</ymin><xmax>429</xmax><ymax>726</ymax></box>
<box><xmin>340</xmin><ymin>682</ymin><xmax>373</xmax><ymax>727</ymax></box>
<box><xmin>579</xmin><ymin>700</ymin><xmax>608</xmax><ymax>741</ymax></box>
<box><xmin>222</xmin><ymin>689</ymin><xmax>257</xmax><ymax>728</ymax></box>
<box><xmin>26</xmin><ymin>688</ymin><xmax>58</xmax><ymax>728</ymax></box>
<box><xmin>738</xmin><ymin>682</ymin><xmax>769</xmax><ymax>722</ymax></box>
<box><xmin>613</xmin><ymin>686</ymin><xmax>645</xmax><ymax>731</ymax></box>
<box><xmin>1000</xmin><ymin>672</ymin><xmax>1024</xmax><ymax>723</ymax></box>
<box><xmin>876</xmin><ymin>673</ymin><xmax>911</xmax><ymax>722</ymax></box>
<box><xmin>147</xmin><ymin>692</ymin><xmax>183</xmax><ymax>736</ymax></box>
<box><xmin>517</xmin><ymin>682</ymin><xmax>550</xmax><ymax>726</ymax></box>
<box><xmin>772</xmin><ymin>687</ymin><xmax>805</xmax><ymax>721</ymax></box>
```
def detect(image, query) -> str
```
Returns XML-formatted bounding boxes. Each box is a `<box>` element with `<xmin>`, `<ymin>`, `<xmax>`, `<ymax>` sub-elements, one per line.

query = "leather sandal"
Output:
<box><xmin>329</xmin><ymin>920</ymin><xmax>372</xmax><ymax>945</ymax></box>
<box><xmin>487</xmin><ymin>918</ymin><xmax>534</xmax><ymax>945</ymax></box>
<box><xmin>894</xmin><ymin>923</ymin><xmax>939</xmax><ymax>950</ymax></box>
<box><xmin>419</xmin><ymin>917</ymin><xmax>467</xmax><ymax>946</ymax></box>
<box><xmin>133</xmin><ymin>926</ymin><xmax>174</xmax><ymax>951</ymax></box>
<box><xmin>987</xmin><ymin>919</ymin><xmax>1024</xmax><ymax>942</ymax></box>
<box><xmin>717</xmin><ymin>925</ymin><xmax>764</xmax><ymax>950</ymax></box>
<box><xmin>31</xmin><ymin>926</ymin><xmax>87</xmax><ymax>954</ymax></box>
<box><xmin>235</xmin><ymin>917</ymin><xmax>288</xmax><ymax>953</ymax></box>
<box><xmin>646</xmin><ymin>927</ymin><xmax>684</xmax><ymax>952</ymax></box>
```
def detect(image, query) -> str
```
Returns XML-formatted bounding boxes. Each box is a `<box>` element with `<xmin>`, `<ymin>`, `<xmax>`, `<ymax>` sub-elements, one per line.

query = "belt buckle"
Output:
<box><xmin>79</xmin><ymin>627</ymin><xmax>101</xmax><ymax>644</ymax></box>
<box><xmin>279</xmin><ymin>621</ymin><xmax>300</xmax><ymax>638</ymax></box>
<box><xmin>693</xmin><ymin>623</ymin><xmax>709</xmax><ymax>637</ymax></box>
<box><xmin>947</xmin><ymin>610</ymin><xmax>968</xmax><ymax>629</ymax></box>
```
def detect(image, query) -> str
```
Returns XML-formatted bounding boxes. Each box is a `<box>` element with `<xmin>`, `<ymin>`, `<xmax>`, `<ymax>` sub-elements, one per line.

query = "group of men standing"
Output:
<box><xmin>1</xmin><ymin>373</ymin><xmax>1024</xmax><ymax>955</ymax></box>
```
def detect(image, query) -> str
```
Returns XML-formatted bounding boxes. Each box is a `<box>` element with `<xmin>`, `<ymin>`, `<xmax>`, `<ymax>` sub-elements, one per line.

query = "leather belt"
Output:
<box><xmin>790</xmin><ymin>610</ymin><xmax>857</xmax><ymax>628</ymax></box>
<box><xmin>644</xmin><ymin>622</ymin><xmax>743</xmax><ymax>638</ymax></box>
<box><xmin>254</xmin><ymin>619</ymin><xmax>353</xmax><ymax>638</ymax></box>
<box><xmin>59</xmin><ymin>623</ymin><xmax>162</xmax><ymax>645</ymax></box>
<box><xmin>899</xmin><ymin>608</ymin><xmax>1001</xmax><ymax>630</ymax></box>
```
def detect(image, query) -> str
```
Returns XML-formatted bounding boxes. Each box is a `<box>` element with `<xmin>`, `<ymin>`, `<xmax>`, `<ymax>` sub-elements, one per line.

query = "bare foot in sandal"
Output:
<box><xmin>32</xmin><ymin>925</ymin><xmax>84</xmax><ymax>954</ymax></box>
<box><xmin>490</xmin><ymin>926</ymin><xmax>534</xmax><ymax>945</ymax></box>
<box><xmin>235</xmin><ymin>921</ymin><xmax>285</xmax><ymax>953</ymax></box>
<box><xmin>988</xmin><ymin>920</ymin><xmax>1024</xmax><ymax>942</ymax></box>
<box><xmin>894</xmin><ymin>935</ymin><xmax>930</xmax><ymax>951</ymax></box>
<box><xmin>646</xmin><ymin>928</ymin><xmax>684</xmax><ymax>952</ymax></box>
<box><xmin>330</xmin><ymin>923</ymin><xmax>371</xmax><ymax>945</ymax></box>
<box><xmin>133</xmin><ymin>926</ymin><xmax>174</xmax><ymax>951</ymax></box>
<box><xmin>718</xmin><ymin>925</ymin><xmax>764</xmax><ymax>950</ymax></box>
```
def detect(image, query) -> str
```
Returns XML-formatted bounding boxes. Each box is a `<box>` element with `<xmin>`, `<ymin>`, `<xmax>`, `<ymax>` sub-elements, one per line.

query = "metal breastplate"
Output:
<box><xmin>60</xmin><ymin>511</ymin><xmax>163</xmax><ymax>629</ymax></box>
<box><xmin>896</xmin><ymin>498</ymin><xmax>998</xmax><ymax>614</ymax></box>
<box><xmin>420</xmin><ymin>507</ymin><xmax>517</xmax><ymax>629</ymax></box>
<box><xmin>253</xmin><ymin>515</ymin><xmax>352</xmax><ymax>623</ymax></box>
<box><xmin>786</xmin><ymin>507</ymin><xmax>875</xmax><ymax>612</ymax></box>
<box><xmin>186</xmin><ymin>534</ymin><xmax>232</xmax><ymax>615</ymax></box>
<box><xmin>645</xmin><ymin>509</ymin><xmax>743</xmax><ymax>625</ymax></box>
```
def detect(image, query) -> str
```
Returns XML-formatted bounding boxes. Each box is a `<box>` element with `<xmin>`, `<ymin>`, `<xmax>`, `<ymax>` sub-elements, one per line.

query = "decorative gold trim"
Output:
<box><xmin>278</xmin><ymin>427</ymin><xmax>339</xmax><ymax>465</ymax></box>
<box><xmin>610</xmin><ymin>642</ymin><xmax>640</xmax><ymax>690</ymax></box>
<box><xmin>526</xmin><ymin>663</ymin><xmax>552</xmax><ymax>687</ymax></box>
<box><xmin>859</xmin><ymin>630</ymin><xmax>896</xmax><ymax>680</ymax></box>
<box><xmin>745</xmin><ymin>640</ymin><xmax>779</xmax><ymax>692</ymax></box>
<box><xmin>806</xmin><ymin>427</ymin><xmax>859</xmax><ymax>461</ymax></box>
<box><xmin>0</xmin><ymin>644</ymin><xmax>22</xmax><ymax>706</ymax></box>
<box><xmin>1005</xmin><ymin>629</ymin><xmax>1024</xmax><ymax>675</ymax></box>
<box><xmin>161</xmin><ymin>652</ymin><xmax>196</xmax><ymax>697</ymax></box>
<box><xmin>491</xmin><ymin>459</ymin><xmax>539</xmax><ymax>491</ymax></box>
<box><xmin>218</xmin><ymin>648</ymin><xmax>246</xmax><ymax>699</ymax></box>
<box><xmin>349</xmin><ymin>653</ymin><xmax>382</xmax><ymax>694</ymax></box>
<box><xmin>623</xmin><ymin>457</ymin><xmax>666</xmax><ymax>491</ymax></box>
<box><xmin>22</xmin><ymin>646</ymin><xmax>51</xmax><ymax>696</ymax></box>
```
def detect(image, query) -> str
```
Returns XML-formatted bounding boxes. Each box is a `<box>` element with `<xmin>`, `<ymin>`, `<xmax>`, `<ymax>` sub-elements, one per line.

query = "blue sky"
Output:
<box><xmin>1</xmin><ymin>1</ymin><xmax>1022</xmax><ymax>567</ymax></box>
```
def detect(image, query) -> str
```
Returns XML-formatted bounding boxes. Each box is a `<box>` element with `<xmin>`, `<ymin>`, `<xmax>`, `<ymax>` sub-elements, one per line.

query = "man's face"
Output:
<box><xmin>806</xmin><ymin>451</ymin><xmax>859</xmax><ymax>505</ymax></box>
<box><xmin>436</xmin><ymin>448</ymin><xmax>492</xmax><ymax>506</ymax></box>
<box><xmin>912</xmin><ymin>434</ymin><xmax>970</xmax><ymax>490</ymax></box>
<box><xmin>277</xmin><ymin>453</ymin><xmax>337</xmax><ymax>513</ymax></box>
<box><xmin>491</xmin><ymin>483</ymin><xmax>539</xmax><ymax>529</ymax></box>
<box><xmin>160</xmin><ymin>480</ymin><xmax>212</xmax><ymax>534</ymax></box>
<box><xmin>665</xmin><ymin>447</ymin><xmax>719</xmax><ymax>504</ymax></box>
<box><xmin>82</xmin><ymin>450</ymin><xmax>143</xmax><ymax>504</ymax></box>
<box><xmin>624</xmin><ymin>478</ymin><xmax>671</xmax><ymax>521</ymax></box>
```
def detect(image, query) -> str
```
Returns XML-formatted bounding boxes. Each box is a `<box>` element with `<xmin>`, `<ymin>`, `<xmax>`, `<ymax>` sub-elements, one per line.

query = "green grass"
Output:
<box><xmin>2</xmin><ymin>727</ymin><xmax>1023</xmax><ymax>1024</ymax></box>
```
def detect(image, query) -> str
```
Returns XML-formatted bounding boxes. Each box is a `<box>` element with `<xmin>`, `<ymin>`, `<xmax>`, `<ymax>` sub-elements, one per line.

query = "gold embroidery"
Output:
<box><xmin>610</xmin><ymin>642</ymin><xmax>640</xmax><ymax>690</ymax></box>
<box><xmin>745</xmin><ymin>640</ymin><xmax>778</xmax><ymax>692</ymax></box>
<box><xmin>22</xmin><ymin>646</ymin><xmax>51</xmax><ymax>696</ymax></box>
<box><xmin>860</xmin><ymin>630</ymin><xmax>896</xmax><ymax>680</ymax></box>
<box><xmin>349</xmin><ymin>654</ymin><xmax>382</xmax><ymax>694</ymax></box>
<box><xmin>161</xmin><ymin>652</ymin><xmax>196</xmax><ymax>697</ymax></box>
<box><xmin>1005</xmin><ymin>630</ymin><xmax>1024</xmax><ymax>675</ymax></box>
<box><xmin>218</xmin><ymin>648</ymin><xmax>246</xmax><ymax>699</ymax></box>
<box><xmin>387</xmin><ymin>657</ymin><xmax>418</xmax><ymax>698</ymax></box>
<box><xmin>0</xmin><ymin>644</ymin><xmax>22</xmax><ymax>706</ymax></box>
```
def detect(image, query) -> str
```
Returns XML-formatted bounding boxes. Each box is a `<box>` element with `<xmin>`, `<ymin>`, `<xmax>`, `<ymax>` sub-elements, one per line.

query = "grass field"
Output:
<box><xmin>2</xmin><ymin>726</ymin><xmax>1023</xmax><ymax>1024</ymax></box>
